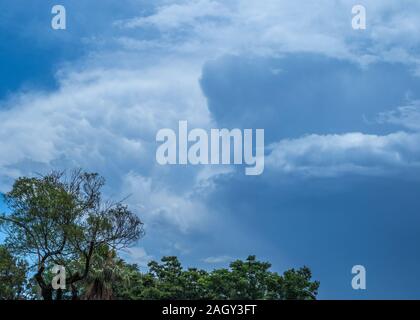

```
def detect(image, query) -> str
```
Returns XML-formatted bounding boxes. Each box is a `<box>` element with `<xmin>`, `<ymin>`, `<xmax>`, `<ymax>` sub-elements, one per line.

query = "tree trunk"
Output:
<box><xmin>41</xmin><ymin>286</ymin><xmax>53</xmax><ymax>300</ymax></box>
<box><xmin>71</xmin><ymin>284</ymin><xmax>79</xmax><ymax>300</ymax></box>
<box><xmin>35</xmin><ymin>270</ymin><xmax>53</xmax><ymax>300</ymax></box>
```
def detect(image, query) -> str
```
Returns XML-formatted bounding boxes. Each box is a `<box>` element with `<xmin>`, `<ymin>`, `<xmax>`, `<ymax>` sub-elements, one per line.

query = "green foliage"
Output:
<box><xmin>0</xmin><ymin>170</ymin><xmax>320</xmax><ymax>300</ymax></box>
<box><xmin>0</xmin><ymin>245</ymin><xmax>28</xmax><ymax>300</ymax></box>
<box><xmin>279</xmin><ymin>266</ymin><xmax>320</xmax><ymax>300</ymax></box>
<box><xmin>0</xmin><ymin>170</ymin><xmax>144</xmax><ymax>300</ymax></box>
<box><xmin>110</xmin><ymin>255</ymin><xmax>319</xmax><ymax>300</ymax></box>
<box><xmin>79</xmin><ymin>245</ymin><xmax>142</xmax><ymax>300</ymax></box>
<box><xmin>0</xmin><ymin>242</ymin><xmax>319</xmax><ymax>300</ymax></box>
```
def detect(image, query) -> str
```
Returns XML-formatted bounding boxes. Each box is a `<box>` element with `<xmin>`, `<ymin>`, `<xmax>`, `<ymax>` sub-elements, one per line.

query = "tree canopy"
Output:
<box><xmin>0</xmin><ymin>245</ymin><xmax>28</xmax><ymax>300</ymax></box>
<box><xmin>0</xmin><ymin>170</ymin><xmax>319</xmax><ymax>300</ymax></box>
<box><xmin>113</xmin><ymin>255</ymin><xmax>320</xmax><ymax>300</ymax></box>
<box><xmin>0</xmin><ymin>170</ymin><xmax>144</xmax><ymax>300</ymax></box>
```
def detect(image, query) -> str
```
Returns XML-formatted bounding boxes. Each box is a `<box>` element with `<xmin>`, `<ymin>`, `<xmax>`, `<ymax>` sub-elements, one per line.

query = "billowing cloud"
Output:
<box><xmin>2</xmin><ymin>0</ymin><xmax>420</xmax><ymax>227</ymax></box>
<box><xmin>267</xmin><ymin>131</ymin><xmax>420</xmax><ymax>176</ymax></box>
<box><xmin>120</xmin><ymin>172</ymin><xmax>210</xmax><ymax>233</ymax></box>
<box><xmin>116</xmin><ymin>0</ymin><xmax>420</xmax><ymax>69</ymax></box>
<box><xmin>0</xmin><ymin>58</ymin><xmax>213</xmax><ymax>232</ymax></box>
<box><xmin>2</xmin><ymin>0</ymin><xmax>420</xmax><ymax>266</ymax></box>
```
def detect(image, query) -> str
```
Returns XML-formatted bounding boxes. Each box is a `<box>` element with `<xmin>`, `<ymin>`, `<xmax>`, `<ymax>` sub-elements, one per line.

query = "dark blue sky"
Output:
<box><xmin>1</xmin><ymin>0</ymin><xmax>420</xmax><ymax>299</ymax></box>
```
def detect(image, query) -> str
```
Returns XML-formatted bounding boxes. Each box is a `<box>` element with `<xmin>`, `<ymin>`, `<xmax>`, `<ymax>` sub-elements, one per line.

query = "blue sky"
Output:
<box><xmin>1</xmin><ymin>0</ymin><xmax>420</xmax><ymax>299</ymax></box>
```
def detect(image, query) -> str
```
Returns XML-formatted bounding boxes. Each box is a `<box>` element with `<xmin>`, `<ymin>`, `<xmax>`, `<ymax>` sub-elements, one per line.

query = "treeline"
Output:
<box><xmin>0</xmin><ymin>170</ymin><xmax>319</xmax><ymax>300</ymax></box>
<box><xmin>0</xmin><ymin>245</ymin><xmax>319</xmax><ymax>300</ymax></box>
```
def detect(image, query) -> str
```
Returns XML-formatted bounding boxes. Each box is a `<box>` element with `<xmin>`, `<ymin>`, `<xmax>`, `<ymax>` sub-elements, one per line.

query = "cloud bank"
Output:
<box><xmin>1</xmin><ymin>1</ymin><xmax>420</xmax><ymax>271</ymax></box>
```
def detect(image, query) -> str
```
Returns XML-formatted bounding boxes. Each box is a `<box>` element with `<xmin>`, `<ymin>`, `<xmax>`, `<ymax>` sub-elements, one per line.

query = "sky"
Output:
<box><xmin>1</xmin><ymin>0</ymin><xmax>420</xmax><ymax>299</ymax></box>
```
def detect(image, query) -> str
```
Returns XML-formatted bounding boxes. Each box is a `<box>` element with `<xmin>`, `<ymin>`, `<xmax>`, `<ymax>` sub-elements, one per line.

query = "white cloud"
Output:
<box><xmin>376</xmin><ymin>100</ymin><xmax>420</xmax><ymax>131</ymax></box>
<box><xmin>0</xmin><ymin>58</ymin><xmax>216</xmax><ymax>232</ymax></box>
<box><xmin>116</xmin><ymin>0</ymin><xmax>420</xmax><ymax>69</ymax></box>
<box><xmin>203</xmin><ymin>255</ymin><xmax>233</xmax><ymax>264</ymax></box>
<box><xmin>122</xmin><ymin>247</ymin><xmax>154</xmax><ymax>267</ymax></box>
<box><xmin>267</xmin><ymin>131</ymin><xmax>420</xmax><ymax>177</ymax></box>
<box><xmin>118</xmin><ymin>0</ymin><xmax>229</xmax><ymax>29</ymax></box>
<box><xmin>2</xmin><ymin>0</ymin><xmax>420</xmax><ymax>235</ymax></box>
<box><xmin>120</xmin><ymin>172</ymin><xmax>210</xmax><ymax>233</ymax></box>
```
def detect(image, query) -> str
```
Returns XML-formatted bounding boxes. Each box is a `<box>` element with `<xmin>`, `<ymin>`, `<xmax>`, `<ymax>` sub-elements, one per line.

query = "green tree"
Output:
<box><xmin>279</xmin><ymin>266</ymin><xmax>319</xmax><ymax>300</ymax></box>
<box><xmin>0</xmin><ymin>245</ymin><xmax>28</xmax><ymax>300</ymax></box>
<box><xmin>145</xmin><ymin>256</ymin><xmax>185</xmax><ymax>299</ymax></box>
<box><xmin>110</xmin><ymin>261</ymin><xmax>144</xmax><ymax>300</ymax></box>
<box><xmin>112</xmin><ymin>255</ymin><xmax>319</xmax><ymax>300</ymax></box>
<box><xmin>0</xmin><ymin>170</ymin><xmax>144</xmax><ymax>300</ymax></box>
<box><xmin>204</xmin><ymin>256</ymin><xmax>319</xmax><ymax>300</ymax></box>
<box><xmin>80</xmin><ymin>245</ymin><xmax>142</xmax><ymax>300</ymax></box>
<box><xmin>208</xmin><ymin>255</ymin><xmax>277</xmax><ymax>299</ymax></box>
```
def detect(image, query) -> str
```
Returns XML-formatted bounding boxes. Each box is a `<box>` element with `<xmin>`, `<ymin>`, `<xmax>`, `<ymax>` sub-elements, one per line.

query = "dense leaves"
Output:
<box><xmin>0</xmin><ymin>245</ymin><xmax>28</xmax><ymax>299</ymax></box>
<box><xmin>0</xmin><ymin>170</ymin><xmax>144</xmax><ymax>300</ymax></box>
<box><xmin>109</xmin><ymin>255</ymin><xmax>319</xmax><ymax>300</ymax></box>
<box><xmin>0</xmin><ymin>170</ymin><xmax>319</xmax><ymax>300</ymax></box>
